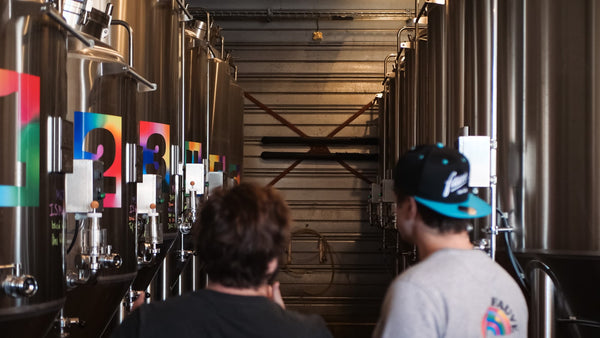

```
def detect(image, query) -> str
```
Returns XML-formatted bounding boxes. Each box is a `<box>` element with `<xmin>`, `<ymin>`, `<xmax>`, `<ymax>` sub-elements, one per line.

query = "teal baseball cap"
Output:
<box><xmin>393</xmin><ymin>143</ymin><xmax>492</xmax><ymax>219</ymax></box>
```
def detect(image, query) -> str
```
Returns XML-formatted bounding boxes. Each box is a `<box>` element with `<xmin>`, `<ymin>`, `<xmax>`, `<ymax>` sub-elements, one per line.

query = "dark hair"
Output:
<box><xmin>195</xmin><ymin>183</ymin><xmax>291</xmax><ymax>288</ymax></box>
<box><xmin>395</xmin><ymin>189</ymin><xmax>470</xmax><ymax>234</ymax></box>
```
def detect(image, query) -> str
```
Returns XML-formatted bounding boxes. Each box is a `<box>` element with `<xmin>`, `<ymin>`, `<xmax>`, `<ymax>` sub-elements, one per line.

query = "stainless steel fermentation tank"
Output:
<box><xmin>110</xmin><ymin>0</ymin><xmax>183</xmax><ymax>302</ymax></box>
<box><xmin>176</xmin><ymin>19</ymin><xmax>246</xmax><ymax>296</ymax></box>
<box><xmin>57</xmin><ymin>0</ymin><xmax>155</xmax><ymax>335</ymax></box>
<box><xmin>227</xmin><ymin>74</ymin><xmax>244</xmax><ymax>187</ymax></box>
<box><xmin>174</xmin><ymin>20</ymin><xmax>209</xmax><ymax>295</ymax></box>
<box><xmin>0</xmin><ymin>1</ymin><xmax>69</xmax><ymax>337</ymax></box>
<box><xmin>391</xmin><ymin>0</ymin><xmax>600</xmax><ymax>336</ymax></box>
<box><xmin>497</xmin><ymin>1</ymin><xmax>600</xmax><ymax>337</ymax></box>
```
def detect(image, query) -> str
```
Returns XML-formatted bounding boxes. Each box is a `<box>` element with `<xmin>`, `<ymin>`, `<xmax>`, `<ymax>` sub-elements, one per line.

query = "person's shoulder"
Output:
<box><xmin>278</xmin><ymin>309</ymin><xmax>333</xmax><ymax>338</ymax></box>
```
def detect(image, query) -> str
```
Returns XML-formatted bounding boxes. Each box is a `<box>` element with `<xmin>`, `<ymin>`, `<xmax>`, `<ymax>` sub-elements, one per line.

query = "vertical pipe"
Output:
<box><xmin>179</xmin><ymin>19</ymin><xmax>186</xmax><ymax>271</ymax></box>
<box><xmin>205</xmin><ymin>12</ymin><xmax>211</xmax><ymax>189</ymax></box>
<box><xmin>531</xmin><ymin>268</ymin><xmax>555</xmax><ymax>338</ymax></box>
<box><xmin>413</xmin><ymin>5</ymin><xmax>420</xmax><ymax>148</ymax></box>
<box><xmin>489</xmin><ymin>0</ymin><xmax>498</xmax><ymax>260</ymax></box>
<box><xmin>191</xmin><ymin>255</ymin><xmax>197</xmax><ymax>291</ymax></box>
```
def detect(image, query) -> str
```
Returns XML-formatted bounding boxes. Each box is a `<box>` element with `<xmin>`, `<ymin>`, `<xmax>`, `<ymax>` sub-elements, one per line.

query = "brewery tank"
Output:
<box><xmin>496</xmin><ymin>0</ymin><xmax>600</xmax><ymax>336</ymax></box>
<box><xmin>227</xmin><ymin>75</ymin><xmax>245</xmax><ymax>186</ymax></box>
<box><xmin>396</xmin><ymin>40</ymin><xmax>415</xmax><ymax>154</ymax></box>
<box><xmin>0</xmin><ymin>1</ymin><xmax>68</xmax><ymax>336</ymax></box>
<box><xmin>175</xmin><ymin>19</ymin><xmax>209</xmax><ymax>295</ymax></box>
<box><xmin>57</xmin><ymin>0</ymin><xmax>156</xmax><ymax>335</ymax></box>
<box><xmin>412</xmin><ymin>3</ymin><xmax>446</xmax><ymax>146</ymax></box>
<box><xmin>110</xmin><ymin>0</ymin><xmax>182</xmax><ymax>301</ymax></box>
<box><xmin>208</xmin><ymin>57</ymin><xmax>231</xmax><ymax>177</ymax></box>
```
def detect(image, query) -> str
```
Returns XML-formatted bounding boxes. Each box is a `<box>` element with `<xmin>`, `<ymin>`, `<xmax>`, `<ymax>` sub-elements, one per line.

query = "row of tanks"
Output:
<box><xmin>375</xmin><ymin>0</ymin><xmax>600</xmax><ymax>337</ymax></box>
<box><xmin>0</xmin><ymin>0</ymin><xmax>245</xmax><ymax>337</ymax></box>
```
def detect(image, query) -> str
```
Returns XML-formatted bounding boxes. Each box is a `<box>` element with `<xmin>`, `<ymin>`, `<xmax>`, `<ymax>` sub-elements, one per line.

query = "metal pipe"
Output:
<box><xmin>205</xmin><ymin>11</ymin><xmax>211</xmax><ymax>45</ymax></box>
<box><xmin>490</xmin><ymin>0</ymin><xmax>499</xmax><ymax>260</ymax></box>
<box><xmin>110</xmin><ymin>20</ymin><xmax>133</xmax><ymax>67</ymax></box>
<box><xmin>384</xmin><ymin>53</ymin><xmax>397</xmax><ymax>78</ymax></box>
<box><xmin>175</xmin><ymin>0</ymin><xmax>193</xmax><ymax>21</ymax></box>
<box><xmin>180</xmin><ymin>19</ymin><xmax>186</xmax><ymax>172</ymax></box>
<box><xmin>412</xmin><ymin>11</ymin><xmax>420</xmax><ymax>148</ymax></box>
<box><xmin>531</xmin><ymin>268</ymin><xmax>556</xmax><ymax>337</ymax></box>
<box><xmin>41</xmin><ymin>4</ymin><xmax>94</xmax><ymax>47</ymax></box>
<box><xmin>220</xmin><ymin>36</ymin><xmax>225</xmax><ymax>60</ymax></box>
<box><xmin>261</xmin><ymin>136</ymin><xmax>378</xmax><ymax>146</ymax></box>
<box><xmin>190</xmin><ymin>9</ymin><xmax>413</xmax><ymax>19</ymax></box>
<box><xmin>205</xmin><ymin>11</ymin><xmax>211</xmax><ymax>188</ymax></box>
<box><xmin>125</xmin><ymin>67</ymin><xmax>157</xmax><ymax>92</ymax></box>
<box><xmin>397</xmin><ymin>26</ymin><xmax>415</xmax><ymax>53</ymax></box>
<box><xmin>260</xmin><ymin>152</ymin><xmax>378</xmax><ymax>162</ymax></box>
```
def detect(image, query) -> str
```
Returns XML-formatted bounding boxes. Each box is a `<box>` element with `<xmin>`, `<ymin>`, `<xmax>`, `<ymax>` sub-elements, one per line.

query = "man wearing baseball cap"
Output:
<box><xmin>372</xmin><ymin>144</ymin><xmax>528</xmax><ymax>338</ymax></box>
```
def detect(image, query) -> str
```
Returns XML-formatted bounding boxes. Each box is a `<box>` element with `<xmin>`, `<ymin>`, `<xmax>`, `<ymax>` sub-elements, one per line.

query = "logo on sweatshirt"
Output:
<box><xmin>481</xmin><ymin>297</ymin><xmax>519</xmax><ymax>336</ymax></box>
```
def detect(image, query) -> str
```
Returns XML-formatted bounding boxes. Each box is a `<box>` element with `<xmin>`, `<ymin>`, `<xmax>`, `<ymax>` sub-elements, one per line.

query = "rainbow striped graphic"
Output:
<box><xmin>0</xmin><ymin>68</ymin><xmax>40</xmax><ymax>207</ymax></box>
<box><xmin>74</xmin><ymin>111</ymin><xmax>122</xmax><ymax>208</ymax></box>
<box><xmin>140</xmin><ymin>121</ymin><xmax>171</xmax><ymax>184</ymax></box>
<box><xmin>229</xmin><ymin>164</ymin><xmax>241</xmax><ymax>184</ymax></box>
<box><xmin>481</xmin><ymin>306</ymin><xmax>512</xmax><ymax>336</ymax></box>
<box><xmin>209</xmin><ymin>154</ymin><xmax>226</xmax><ymax>172</ymax></box>
<box><xmin>185</xmin><ymin>141</ymin><xmax>202</xmax><ymax>164</ymax></box>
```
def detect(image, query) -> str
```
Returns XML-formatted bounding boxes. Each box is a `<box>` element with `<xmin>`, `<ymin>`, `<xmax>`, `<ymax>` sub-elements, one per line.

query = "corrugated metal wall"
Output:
<box><xmin>190</xmin><ymin>1</ymin><xmax>414</xmax><ymax>336</ymax></box>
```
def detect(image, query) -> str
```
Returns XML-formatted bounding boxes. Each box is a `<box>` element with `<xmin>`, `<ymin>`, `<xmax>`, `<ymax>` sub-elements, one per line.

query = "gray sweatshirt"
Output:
<box><xmin>373</xmin><ymin>249</ymin><xmax>528</xmax><ymax>338</ymax></box>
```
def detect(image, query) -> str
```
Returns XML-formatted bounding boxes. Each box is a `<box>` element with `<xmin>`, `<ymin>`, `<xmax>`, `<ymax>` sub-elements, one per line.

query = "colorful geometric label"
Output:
<box><xmin>0</xmin><ymin>68</ymin><xmax>40</xmax><ymax>207</ymax></box>
<box><xmin>209</xmin><ymin>154</ymin><xmax>226</xmax><ymax>172</ymax></box>
<box><xmin>481</xmin><ymin>306</ymin><xmax>512</xmax><ymax>336</ymax></box>
<box><xmin>229</xmin><ymin>163</ymin><xmax>241</xmax><ymax>184</ymax></box>
<box><xmin>140</xmin><ymin>121</ymin><xmax>170</xmax><ymax>184</ymax></box>
<box><xmin>185</xmin><ymin>141</ymin><xmax>202</xmax><ymax>164</ymax></box>
<box><xmin>74</xmin><ymin>111</ymin><xmax>122</xmax><ymax>208</ymax></box>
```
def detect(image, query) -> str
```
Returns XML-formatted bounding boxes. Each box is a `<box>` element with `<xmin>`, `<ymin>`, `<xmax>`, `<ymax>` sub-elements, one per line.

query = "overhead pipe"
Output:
<box><xmin>110</xmin><ymin>20</ymin><xmax>133</xmax><ymax>67</ymax></box>
<box><xmin>41</xmin><ymin>4</ymin><xmax>94</xmax><ymax>47</ymax></box>
<box><xmin>383</xmin><ymin>53</ymin><xmax>397</xmax><ymax>84</ymax></box>
<box><xmin>396</xmin><ymin>26</ymin><xmax>415</xmax><ymax>53</ymax></box>
<box><xmin>261</xmin><ymin>152</ymin><xmax>378</xmax><ymax>162</ymax></box>
<box><xmin>176</xmin><ymin>0</ymin><xmax>193</xmax><ymax>21</ymax></box>
<box><xmin>108</xmin><ymin>20</ymin><xmax>157</xmax><ymax>92</ymax></box>
<box><xmin>261</xmin><ymin>136</ymin><xmax>378</xmax><ymax>146</ymax></box>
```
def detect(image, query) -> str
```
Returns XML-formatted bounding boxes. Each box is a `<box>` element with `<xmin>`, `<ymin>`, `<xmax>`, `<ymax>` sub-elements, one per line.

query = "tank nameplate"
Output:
<box><xmin>229</xmin><ymin>164</ymin><xmax>241</xmax><ymax>184</ymax></box>
<box><xmin>0</xmin><ymin>68</ymin><xmax>40</xmax><ymax>207</ymax></box>
<box><xmin>73</xmin><ymin>111</ymin><xmax>122</xmax><ymax>208</ymax></box>
<box><xmin>185</xmin><ymin>141</ymin><xmax>202</xmax><ymax>164</ymax></box>
<box><xmin>209</xmin><ymin>154</ymin><xmax>226</xmax><ymax>172</ymax></box>
<box><xmin>140</xmin><ymin>121</ymin><xmax>171</xmax><ymax>184</ymax></box>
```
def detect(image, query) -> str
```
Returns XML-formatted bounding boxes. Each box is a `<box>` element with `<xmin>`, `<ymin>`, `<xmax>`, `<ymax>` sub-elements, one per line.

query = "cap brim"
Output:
<box><xmin>414</xmin><ymin>193</ymin><xmax>492</xmax><ymax>219</ymax></box>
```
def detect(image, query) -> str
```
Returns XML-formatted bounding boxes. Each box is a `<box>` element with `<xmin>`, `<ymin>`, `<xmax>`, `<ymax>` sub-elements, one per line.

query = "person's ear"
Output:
<box><xmin>406</xmin><ymin>196</ymin><xmax>418</xmax><ymax>221</ymax></box>
<box><xmin>266</xmin><ymin>258</ymin><xmax>278</xmax><ymax>274</ymax></box>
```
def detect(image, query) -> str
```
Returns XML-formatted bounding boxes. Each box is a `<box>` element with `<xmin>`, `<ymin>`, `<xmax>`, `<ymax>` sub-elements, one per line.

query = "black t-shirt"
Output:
<box><xmin>112</xmin><ymin>289</ymin><xmax>332</xmax><ymax>338</ymax></box>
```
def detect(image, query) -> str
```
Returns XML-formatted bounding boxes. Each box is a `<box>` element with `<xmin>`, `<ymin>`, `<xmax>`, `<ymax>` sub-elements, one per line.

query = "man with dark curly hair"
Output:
<box><xmin>113</xmin><ymin>183</ymin><xmax>332</xmax><ymax>338</ymax></box>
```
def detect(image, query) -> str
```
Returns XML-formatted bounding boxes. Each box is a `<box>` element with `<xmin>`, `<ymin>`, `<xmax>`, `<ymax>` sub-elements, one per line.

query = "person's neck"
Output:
<box><xmin>206</xmin><ymin>281</ymin><xmax>269</xmax><ymax>297</ymax></box>
<box><xmin>414</xmin><ymin>223</ymin><xmax>473</xmax><ymax>260</ymax></box>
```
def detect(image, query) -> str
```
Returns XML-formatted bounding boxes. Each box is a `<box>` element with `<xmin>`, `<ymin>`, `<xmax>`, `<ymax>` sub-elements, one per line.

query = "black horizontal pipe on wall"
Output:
<box><xmin>261</xmin><ymin>151</ymin><xmax>378</xmax><ymax>162</ymax></box>
<box><xmin>261</xmin><ymin>136</ymin><xmax>379</xmax><ymax>146</ymax></box>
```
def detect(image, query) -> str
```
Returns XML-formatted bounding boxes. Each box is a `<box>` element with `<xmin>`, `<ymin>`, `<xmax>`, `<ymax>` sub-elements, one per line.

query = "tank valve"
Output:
<box><xmin>178</xmin><ymin>181</ymin><xmax>198</xmax><ymax>235</ymax></box>
<box><xmin>123</xmin><ymin>288</ymin><xmax>149</xmax><ymax>312</ymax></box>
<box><xmin>2</xmin><ymin>274</ymin><xmax>38</xmax><ymax>298</ymax></box>
<box><xmin>0</xmin><ymin>263</ymin><xmax>38</xmax><ymax>298</ymax></box>
<box><xmin>98</xmin><ymin>245</ymin><xmax>122</xmax><ymax>269</ymax></box>
<box><xmin>145</xmin><ymin>203</ymin><xmax>162</xmax><ymax>256</ymax></box>
<box><xmin>76</xmin><ymin>201</ymin><xmax>122</xmax><ymax>274</ymax></box>
<box><xmin>55</xmin><ymin>315</ymin><xmax>85</xmax><ymax>337</ymax></box>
